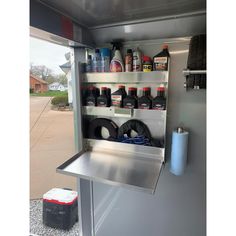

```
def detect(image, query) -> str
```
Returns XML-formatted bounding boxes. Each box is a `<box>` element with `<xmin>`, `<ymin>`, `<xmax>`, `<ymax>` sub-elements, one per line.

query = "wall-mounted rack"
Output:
<box><xmin>183</xmin><ymin>69</ymin><xmax>206</xmax><ymax>90</ymax></box>
<box><xmin>182</xmin><ymin>69</ymin><xmax>207</xmax><ymax>76</ymax></box>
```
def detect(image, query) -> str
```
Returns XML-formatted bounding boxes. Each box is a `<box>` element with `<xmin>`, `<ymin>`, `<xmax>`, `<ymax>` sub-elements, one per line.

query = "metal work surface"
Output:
<box><xmin>57</xmin><ymin>144</ymin><xmax>163</xmax><ymax>194</ymax></box>
<box><xmin>39</xmin><ymin>0</ymin><xmax>205</xmax><ymax>28</ymax></box>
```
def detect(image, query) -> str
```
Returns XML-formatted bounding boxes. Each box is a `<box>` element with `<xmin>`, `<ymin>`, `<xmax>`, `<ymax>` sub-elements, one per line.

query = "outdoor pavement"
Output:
<box><xmin>30</xmin><ymin>96</ymin><xmax>76</xmax><ymax>199</ymax></box>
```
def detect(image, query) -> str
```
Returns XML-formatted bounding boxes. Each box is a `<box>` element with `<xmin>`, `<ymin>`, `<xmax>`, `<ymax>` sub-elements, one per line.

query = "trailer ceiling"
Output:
<box><xmin>39</xmin><ymin>0</ymin><xmax>206</xmax><ymax>28</ymax></box>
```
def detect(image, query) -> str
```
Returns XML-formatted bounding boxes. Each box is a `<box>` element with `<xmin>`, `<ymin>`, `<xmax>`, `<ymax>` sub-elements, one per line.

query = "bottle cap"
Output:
<box><xmin>128</xmin><ymin>87</ymin><xmax>136</xmax><ymax>91</ymax></box>
<box><xmin>88</xmin><ymin>86</ymin><xmax>95</xmax><ymax>90</ymax></box>
<box><xmin>157</xmin><ymin>87</ymin><xmax>165</xmax><ymax>91</ymax></box>
<box><xmin>143</xmin><ymin>87</ymin><xmax>151</xmax><ymax>91</ymax></box>
<box><xmin>127</xmin><ymin>49</ymin><xmax>132</xmax><ymax>54</ymax></box>
<box><xmin>142</xmin><ymin>56</ymin><xmax>151</xmax><ymax>62</ymax></box>
<box><xmin>100</xmin><ymin>48</ymin><xmax>110</xmax><ymax>57</ymax></box>
<box><xmin>118</xmin><ymin>85</ymin><xmax>125</xmax><ymax>89</ymax></box>
<box><xmin>163</xmin><ymin>44</ymin><xmax>168</xmax><ymax>49</ymax></box>
<box><xmin>101</xmin><ymin>87</ymin><xmax>107</xmax><ymax>90</ymax></box>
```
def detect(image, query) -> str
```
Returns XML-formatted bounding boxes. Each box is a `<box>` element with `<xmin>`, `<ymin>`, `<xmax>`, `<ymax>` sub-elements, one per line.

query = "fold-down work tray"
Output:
<box><xmin>57</xmin><ymin>140</ymin><xmax>164</xmax><ymax>194</ymax></box>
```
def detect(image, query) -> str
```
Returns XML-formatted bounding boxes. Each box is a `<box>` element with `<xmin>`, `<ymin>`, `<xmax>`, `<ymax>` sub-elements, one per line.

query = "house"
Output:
<box><xmin>60</xmin><ymin>52</ymin><xmax>72</xmax><ymax>104</ymax></box>
<box><xmin>30</xmin><ymin>74</ymin><xmax>48</xmax><ymax>93</ymax></box>
<box><xmin>48</xmin><ymin>82</ymin><xmax>68</xmax><ymax>91</ymax></box>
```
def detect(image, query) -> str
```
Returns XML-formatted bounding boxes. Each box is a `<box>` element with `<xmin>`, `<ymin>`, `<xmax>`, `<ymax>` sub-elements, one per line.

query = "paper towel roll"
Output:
<box><xmin>170</xmin><ymin>129</ymin><xmax>189</xmax><ymax>176</ymax></box>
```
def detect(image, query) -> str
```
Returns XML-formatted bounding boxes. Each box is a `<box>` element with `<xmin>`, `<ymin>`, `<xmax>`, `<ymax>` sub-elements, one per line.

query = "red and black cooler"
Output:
<box><xmin>43</xmin><ymin>188</ymin><xmax>78</xmax><ymax>230</ymax></box>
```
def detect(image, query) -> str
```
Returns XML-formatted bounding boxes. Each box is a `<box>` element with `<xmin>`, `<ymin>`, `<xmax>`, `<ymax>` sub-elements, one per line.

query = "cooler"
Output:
<box><xmin>43</xmin><ymin>188</ymin><xmax>78</xmax><ymax>230</ymax></box>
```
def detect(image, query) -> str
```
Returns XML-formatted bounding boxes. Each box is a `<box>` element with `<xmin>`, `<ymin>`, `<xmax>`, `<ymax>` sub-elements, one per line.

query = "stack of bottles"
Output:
<box><xmin>85</xmin><ymin>44</ymin><xmax>170</xmax><ymax>73</ymax></box>
<box><xmin>82</xmin><ymin>85</ymin><xmax>166</xmax><ymax>110</ymax></box>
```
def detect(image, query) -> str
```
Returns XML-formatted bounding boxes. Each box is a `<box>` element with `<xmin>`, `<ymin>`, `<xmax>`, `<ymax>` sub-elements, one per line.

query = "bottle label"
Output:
<box><xmin>143</xmin><ymin>64</ymin><xmax>152</xmax><ymax>72</ymax></box>
<box><xmin>86</xmin><ymin>101</ymin><xmax>95</xmax><ymax>106</ymax></box>
<box><xmin>111</xmin><ymin>95</ymin><xmax>122</xmax><ymax>107</ymax></box>
<box><xmin>97</xmin><ymin>101</ymin><xmax>107</xmax><ymax>107</ymax></box>
<box><xmin>138</xmin><ymin>103</ymin><xmax>150</xmax><ymax>109</ymax></box>
<box><xmin>153</xmin><ymin>104</ymin><xmax>165</xmax><ymax>110</ymax></box>
<box><xmin>153</xmin><ymin>57</ymin><xmax>168</xmax><ymax>70</ymax></box>
<box><xmin>110</xmin><ymin>60</ymin><xmax>123</xmax><ymax>72</ymax></box>
<box><xmin>133</xmin><ymin>55</ymin><xmax>141</xmax><ymax>71</ymax></box>
<box><xmin>125</xmin><ymin>55</ymin><xmax>132</xmax><ymax>72</ymax></box>
<box><xmin>124</xmin><ymin>102</ymin><xmax>135</xmax><ymax>108</ymax></box>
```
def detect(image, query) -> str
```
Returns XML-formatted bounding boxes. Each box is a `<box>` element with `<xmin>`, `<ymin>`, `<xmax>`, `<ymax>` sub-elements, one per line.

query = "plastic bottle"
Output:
<box><xmin>123</xmin><ymin>87</ymin><xmax>137</xmax><ymax>108</ymax></box>
<box><xmin>110</xmin><ymin>42</ymin><xmax>124</xmax><ymax>72</ymax></box>
<box><xmin>86</xmin><ymin>86</ymin><xmax>97</xmax><ymax>106</ymax></box>
<box><xmin>97</xmin><ymin>87</ymin><xmax>110</xmax><ymax>107</ymax></box>
<box><xmin>100</xmin><ymin>48</ymin><xmax>111</xmax><ymax>72</ymax></box>
<box><xmin>111</xmin><ymin>85</ymin><xmax>127</xmax><ymax>107</ymax></box>
<box><xmin>138</xmin><ymin>87</ymin><xmax>152</xmax><ymax>109</ymax></box>
<box><xmin>125</xmin><ymin>49</ymin><xmax>133</xmax><ymax>72</ymax></box>
<box><xmin>92</xmin><ymin>49</ymin><xmax>101</xmax><ymax>72</ymax></box>
<box><xmin>153</xmin><ymin>44</ymin><xmax>170</xmax><ymax>71</ymax></box>
<box><xmin>86</xmin><ymin>55</ymin><xmax>92</xmax><ymax>73</ymax></box>
<box><xmin>152</xmin><ymin>87</ymin><xmax>166</xmax><ymax>110</ymax></box>
<box><xmin>142</xmin><ymin>56</ymin><xmax>152</xmax><ymax>72</ymax></box>
<box><xmin>133</xmin><ymin>47</ymin><xmax>142</xmax><ymax>72</ymax></box>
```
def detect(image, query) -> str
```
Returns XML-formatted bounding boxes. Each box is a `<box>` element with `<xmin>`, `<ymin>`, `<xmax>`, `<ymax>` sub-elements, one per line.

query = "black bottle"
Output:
<box><xmin>97</xmin><ymin>87</ymin><xmax>110</xmax><ymax>107</ymax></box>
<box><xmin>152</xmin><ymin>87</ymin><xmax>166</xmax><ymax>110</ymax></box>
<box><xmin>86</xmin><ymin>86</ymin><xmax>97</xmax><ymax>106</ymax></box>
<box><xmin>111</xmin><ymin>85</ymin><xmax>127</xmax><ymax>107</ymax></box>
<box><xmin>138</xmin><ymin>87</ymin><xmax>152</xmax><ymax>109</ymax></box>
<box><xmin>153</xmin><ymin>44</ymin><xmax>170</xmax><ymax>71</ymax></box>
<box><xmin>123</xmin><ymin>87</ymin><xmax>137</xmax><ymax>108</ymax></box>
<box><xmin>81</xmin><ymin>86</ymin><xmax>87</xmax><ymax>106</ymax></box>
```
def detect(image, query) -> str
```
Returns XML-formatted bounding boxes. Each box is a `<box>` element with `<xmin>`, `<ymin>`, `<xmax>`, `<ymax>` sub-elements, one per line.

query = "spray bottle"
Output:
<box><xmin>110</xmin><ymin>42</ymin><xmax>124</xmax><ymax>72</ymax></box>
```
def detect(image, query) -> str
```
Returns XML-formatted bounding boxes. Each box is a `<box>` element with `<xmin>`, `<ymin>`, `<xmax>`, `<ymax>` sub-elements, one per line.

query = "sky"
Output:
<box><xmin>30</xmin><ymin>37</ymin><xmax>70</xmax><ymax>75</ymax></box>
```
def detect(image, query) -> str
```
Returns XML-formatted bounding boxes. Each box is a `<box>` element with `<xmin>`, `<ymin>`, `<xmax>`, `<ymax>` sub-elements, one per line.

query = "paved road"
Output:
<box><xmin>30</xmin><ymin>97</ymin><xmax>76</xmax><ymax>199</ymax></box>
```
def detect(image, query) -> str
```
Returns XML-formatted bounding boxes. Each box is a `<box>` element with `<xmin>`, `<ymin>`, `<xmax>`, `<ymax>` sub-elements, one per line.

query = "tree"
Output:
<box><xmin>56</xmin><ymin>74</ymin><xmax>68</xmax><ymax>85</ymax></box>
<box><xmin>30</xmin><ymin>64</ymin><xmax>54</xmax><ymax>80</ymax></box>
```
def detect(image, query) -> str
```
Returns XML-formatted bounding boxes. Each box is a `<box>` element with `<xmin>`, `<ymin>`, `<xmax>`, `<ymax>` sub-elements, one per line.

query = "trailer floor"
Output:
<box><xmin>30</xmin><ymin>199</ymin><xmax>79</xmax><ymax>236</ymax></box>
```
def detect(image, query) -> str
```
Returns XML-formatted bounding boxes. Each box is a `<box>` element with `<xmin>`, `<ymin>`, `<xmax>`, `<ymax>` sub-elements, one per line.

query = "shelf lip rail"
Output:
<box><xmin>182</xmin><ymin>69</ymin><xmax>207</xmax><ymax>76</ymax></box>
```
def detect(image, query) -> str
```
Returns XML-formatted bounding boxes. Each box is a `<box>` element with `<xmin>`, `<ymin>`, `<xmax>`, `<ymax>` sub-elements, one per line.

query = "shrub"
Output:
<box><xmin>51</xmin><ymin>95</ymin><xmax>69</xmax><ymax>106</ymax></box>
<box><xmin>30</xmin><ymin>88</ymin><xmax>34</xmax><ymax>93</ymax></box>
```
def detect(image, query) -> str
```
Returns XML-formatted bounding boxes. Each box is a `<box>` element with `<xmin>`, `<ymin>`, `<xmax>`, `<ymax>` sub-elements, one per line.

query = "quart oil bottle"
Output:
<box><xmin>153</xmin><ymin>44</ymin><xmax>170</xmax><ymax>71</ymax></box>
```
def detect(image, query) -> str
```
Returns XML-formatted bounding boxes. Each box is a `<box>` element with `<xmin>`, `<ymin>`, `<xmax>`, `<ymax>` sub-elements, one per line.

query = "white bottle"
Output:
<box><xmin>110</xmin><ymin>43</ymin><xmax>124</xmax><ymax>72</ymax></box>
<box><xmin>133</xmin><ymin>47</ymin><xmax>142</xmax><ymax>72</ymax></box>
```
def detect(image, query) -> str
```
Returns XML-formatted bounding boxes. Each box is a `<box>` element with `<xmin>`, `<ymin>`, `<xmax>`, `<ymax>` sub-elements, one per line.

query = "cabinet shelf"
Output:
<box><xmin>82</xmin><ymin>106</ymin><xmax>166</xmax><ymax>119</ymax></box>
<box><xmin>82</xmin><ymin>71</ymin><xmax>168</xmax><ymax>84</ymax></box>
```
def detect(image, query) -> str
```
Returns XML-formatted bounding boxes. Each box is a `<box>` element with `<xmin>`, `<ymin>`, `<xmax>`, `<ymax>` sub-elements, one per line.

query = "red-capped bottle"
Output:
<box><xmin>123</xmin><ymin>87</ymin><xmax>137</xmax><ymax>108</ymax></box>
<box><xmin>152</xmin><ymin>87</ymin><xmax>166</xmax><ymax>110</ymax></box>
<box><xmin>153</xmin><ymin>44</ymin><xmax>170</xmax><ymax>71</ymax></box>
<box><xmin>97</xmin><ymin>87</ymin><xmax>110</xmax><ymax>107</ymax></box>
<box><xmin>86</xmin><ymin>86</ymin><xmax>97</xmax><ymax>106</ymax></box>
<box><xmin>111</xmin><ymin>85</ymin><xmax>127</xmax><ymax>107</ymax></box>
<box><xmin>138</xmin><ymin>87</ymin><xmax>152</xmax><ymax>109</ymax></box>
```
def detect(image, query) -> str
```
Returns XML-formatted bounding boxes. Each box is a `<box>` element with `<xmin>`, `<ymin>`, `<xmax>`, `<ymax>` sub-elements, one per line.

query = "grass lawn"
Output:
<box><xmin>30</xmin><ymin>91</ymin><xmax>68</xmax><ymax>97</ymax></box>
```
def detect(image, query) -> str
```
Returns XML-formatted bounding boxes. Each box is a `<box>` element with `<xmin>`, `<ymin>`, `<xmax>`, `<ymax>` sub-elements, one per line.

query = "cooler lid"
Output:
<box><xmin>43</xmin><ymin>188</ymin><xmax>78</xmax><ymax>204</ymax></box>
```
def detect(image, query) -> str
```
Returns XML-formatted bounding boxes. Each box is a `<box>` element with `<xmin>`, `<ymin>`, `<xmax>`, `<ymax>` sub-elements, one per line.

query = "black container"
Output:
<box><xmin>43</xmin><ymin>188</ymin><xmax>78</xmax><ymax>230</ymax></box>
<box><xmin>43</xmin><ymin>200</ymin><xmax>78</xmax><ymax>230</ymax></box>
<box><xmin>138</xmin><ymin>87</ymin><xmax>152</xmax><ymax>109</ymax></box>
<box><xmin>86</xmin><ymin>86</ymin><xmax>97</xmax><ymax>106</ymax></box>
<box><xmin>123</xmin><ymin>87</ymin><xmax>137</xmax><ymax>108</ymax></box>
<box><xmin>81</xmin><ymin>86</ymin><xmax>87</xmax><ymax>106</ymax></box>
<box><xmin>111</xmin><ymin>85</ymin><xmax>127</xmax><ymax>107</ymax></box>
<box><xmin>97</xmin><ymin>87</ymin><xmax>110</xmax><ymax>107</ymax></box>
<box><xmin>152</xmin><ymin>87</ymin><xmax>166</xmax><ymax>110</ymax></box>
<box><xmin>153</xmin><ymin>44</ymin><xmax>170</xmax><ymax>71</ymax></box>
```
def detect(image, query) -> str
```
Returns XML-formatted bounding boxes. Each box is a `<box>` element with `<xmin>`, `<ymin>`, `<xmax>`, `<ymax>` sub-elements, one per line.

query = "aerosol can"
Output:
<box><xmin>133</xmin><ymin>47</ymin><xmax>142</xmax><ymax>71</ymax></box>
